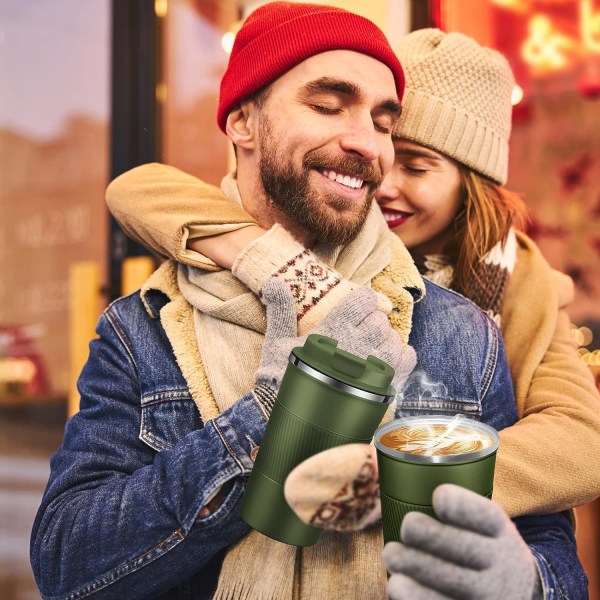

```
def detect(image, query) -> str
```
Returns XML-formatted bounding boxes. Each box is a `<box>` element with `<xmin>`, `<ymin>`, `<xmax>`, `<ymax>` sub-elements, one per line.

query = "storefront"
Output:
<box><xmin>0</xmin><ymin>0</ymin><xmax>598</xmax><ymax>597</ymax></box>
<box><xmin>1</xmin><ymin>0</ymin><xmax>598</xmax><ymax>409</ymax></box>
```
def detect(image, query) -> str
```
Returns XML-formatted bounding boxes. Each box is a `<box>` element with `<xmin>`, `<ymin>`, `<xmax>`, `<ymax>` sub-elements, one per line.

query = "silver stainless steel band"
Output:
<box><xmin>288</xmin><ymin>354</ymin><xmax>391</xmax><ymax>403</ymax></box>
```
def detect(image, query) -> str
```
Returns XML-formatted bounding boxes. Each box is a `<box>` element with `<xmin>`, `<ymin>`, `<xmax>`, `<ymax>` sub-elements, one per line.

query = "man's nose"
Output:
<box><xmin>339</xmin><ymin>116</ymin><xmax>380</xmax><ymax>162</ymax></box>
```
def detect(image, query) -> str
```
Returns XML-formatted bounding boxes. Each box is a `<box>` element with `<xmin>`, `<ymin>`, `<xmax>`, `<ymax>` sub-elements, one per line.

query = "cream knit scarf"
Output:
<box><xmin>413</xmin><ymin>229</ymin><xmax>518</xmax><ymax>326</ymax></box>
<box><xmin>176</xmin><ymin>181</ymin><xmax>423</xmax><ymax>600</ymax></box>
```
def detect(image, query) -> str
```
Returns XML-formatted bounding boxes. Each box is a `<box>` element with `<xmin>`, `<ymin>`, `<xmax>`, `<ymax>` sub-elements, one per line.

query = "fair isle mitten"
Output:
<box><xmin>284</xmin><ymin>444</ymin><xmax>381</xmax><ymax>531</ymax></box>
<box><xmin>232</xmin><ymin>224</ymin><xmax>358</xmax><ymax>334</ymax></box>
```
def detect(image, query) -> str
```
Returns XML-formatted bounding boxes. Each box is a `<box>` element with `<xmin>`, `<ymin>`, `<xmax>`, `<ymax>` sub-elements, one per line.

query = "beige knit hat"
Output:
<box><xmin>394</xmin><ymin>29</ymin><xmax>515</xmax><ymax>185</ymax></box>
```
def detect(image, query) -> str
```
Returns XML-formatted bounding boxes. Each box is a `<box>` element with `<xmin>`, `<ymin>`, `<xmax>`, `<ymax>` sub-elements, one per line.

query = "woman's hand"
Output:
<box><xmin>188</xmin><ymin>225</ymin><xmax>266</xmax><ymax>269</ymax></box>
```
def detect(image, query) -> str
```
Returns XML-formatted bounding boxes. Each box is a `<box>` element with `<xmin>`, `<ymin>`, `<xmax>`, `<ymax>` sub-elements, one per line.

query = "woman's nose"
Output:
<box><xmin>376</xmin><ymin>172</ymin><xmax>401</xmax><ymax>204</ymax></box>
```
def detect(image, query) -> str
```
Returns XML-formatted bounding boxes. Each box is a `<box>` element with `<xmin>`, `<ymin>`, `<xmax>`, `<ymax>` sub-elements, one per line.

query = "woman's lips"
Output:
<box><xmin>381</xmin><ymin>208</ymin><xmax>412</xmax><ymax>229</ymax></box>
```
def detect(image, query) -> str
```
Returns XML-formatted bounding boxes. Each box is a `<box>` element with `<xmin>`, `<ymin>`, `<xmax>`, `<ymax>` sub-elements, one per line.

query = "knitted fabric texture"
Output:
<box><xmin>414</xmin><ymin>229</ymin><xmax>517</xmax><ymax>326</ymax></box>
<box><xmin>394</xmin><ymin>28</ymin><xmax>514</xmax><ymax>184</ymax></box>
<box><xmin>217</xmin><ymin>1</ymin><xmax>405</xmax><ymax>131</ymax></box>
<box><xmin>285</xmin><ymin>443</ymin><xmax>381</xmax><ymax>532</ymax></box>
<box><xmin>270</xmin><ymin>248</ymin><xmax>342</xmax><ymax>319</ymax></box>
<box><xmin>232</xmin><ymin>224</ymin><xmax>362</xmax><ymax>333</ymax></box>
<box><xmin>170</xmin><ymin>204</ymin><xmax>422</xmax><ymax>600</ymax></box>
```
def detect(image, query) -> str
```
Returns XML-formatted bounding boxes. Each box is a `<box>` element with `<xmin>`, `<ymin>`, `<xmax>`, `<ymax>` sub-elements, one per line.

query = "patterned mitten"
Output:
<box><xmin>233</xmin><ymin>225</ymin><xmax>360</xmax><ymax>333</ymax></box>
<box><xmin>284</xmin><ymin>444</ymin><xmax>380</xmax><ymax>531</ymax></box>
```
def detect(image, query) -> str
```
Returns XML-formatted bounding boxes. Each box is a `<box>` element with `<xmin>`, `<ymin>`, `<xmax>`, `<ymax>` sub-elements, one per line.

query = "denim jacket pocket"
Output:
<box><xmin>394</xmin><ymin>397</ymin><xmax>482</xmax><ymax>418</ymax></box>
<box><xmin>394</xmin><ymin>369</ymin><xmax>483</xmax><ymax>419</ymax></box>
<box><xmin>140</xmin><ymin>389</ymin><xmax>203</xmax><ymax>451</ymax></box>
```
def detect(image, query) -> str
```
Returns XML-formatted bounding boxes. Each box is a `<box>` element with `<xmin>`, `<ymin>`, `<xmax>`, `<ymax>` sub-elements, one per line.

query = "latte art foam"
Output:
<box><xmin>380</xmin><ymin>424</ymin><xmax>494</xmax><ymax>457</ymax></box>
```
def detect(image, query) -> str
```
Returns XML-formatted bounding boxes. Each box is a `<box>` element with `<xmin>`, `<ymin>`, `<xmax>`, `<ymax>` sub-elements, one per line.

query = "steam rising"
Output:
<box><xmin>396</xmin><ymin>370</ymin><xmax>448</xmax><ymax>403</ymax></box>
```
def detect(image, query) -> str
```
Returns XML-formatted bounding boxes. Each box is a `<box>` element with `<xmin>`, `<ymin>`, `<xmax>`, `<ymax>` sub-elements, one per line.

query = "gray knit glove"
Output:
<box><xmin>251</xmin><ymin>277</ymin><xmax>303</xmax><ymax>421</ymax></box>
<box><xmin>253</xmin><ymin>278</ymin><xmax>417</xmax><ymax>421</ymax></box>
<box><xmin>383</xmin><ymin>484</ymin><xmax>543</xmax><ymax>600</ymax></box>
<box><xmin>307</xmin><ymin>281</ymin><xmax>416</xmax><ymax>393</ymax></box>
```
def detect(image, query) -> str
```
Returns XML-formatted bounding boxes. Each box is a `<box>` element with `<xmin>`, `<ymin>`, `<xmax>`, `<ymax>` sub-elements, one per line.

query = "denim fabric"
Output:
<box><xmin>522</xmin><ymin>512</ymin><xmax>589</xmax><ymax>600</ymax></box>
<box><xmin>30</xmin><ymin>280</ymin><xmax>587</xmax><ymax>599</ymax></box>
<box><xmin>405</xmin><ymin>281</ymin><xmax>516</xmax><ymax>430</ymax></box>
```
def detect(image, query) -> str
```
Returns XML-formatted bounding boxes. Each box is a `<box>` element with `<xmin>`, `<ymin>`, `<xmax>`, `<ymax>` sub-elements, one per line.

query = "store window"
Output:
<box><xmin>0</xmin><ymin>2</ymin><xmax>110</xmax><ymax>597</ymax></box>
<box><xmin>441</xmin><ymin>0</ymin><xmax>600</xmax><ymax>376</ymax></box>
<box><xmin>0</xmin><ymin>1</ymin><xmax>110</xmax><ymax>405</ymax></box>
<box><xmin>160</xmin><ymin>0</ymin><xmax>238</xmax><ymax>183</ymax></box>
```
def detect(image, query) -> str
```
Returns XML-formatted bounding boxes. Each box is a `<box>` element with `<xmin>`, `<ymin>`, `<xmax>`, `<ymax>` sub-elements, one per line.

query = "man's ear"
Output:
<box><xmin>225</xmin><ymin>101</ymin><xmax>256</xmax><ymax>150</ymax></box>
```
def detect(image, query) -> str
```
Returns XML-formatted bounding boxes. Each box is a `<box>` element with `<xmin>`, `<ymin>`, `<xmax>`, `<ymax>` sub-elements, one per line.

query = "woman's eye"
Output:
<box><xmin>403</xmin><ymin>165</ymin><xmax>427</xmax><ymax>174</ymax></box>
<box><xmin>311</xmin><ymin>105</ymin><xmax>341</xmax><ymax>115</ymax></box>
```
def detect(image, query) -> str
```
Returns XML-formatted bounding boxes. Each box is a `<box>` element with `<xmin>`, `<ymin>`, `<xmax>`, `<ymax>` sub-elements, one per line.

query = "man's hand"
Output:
<box><xmin>254</xmin><ymin>278</ymin><xmax>417</xmax><ymax>420</ymax></box>
<box><xmin>308</xmin><ymin>281</ymin><xmax>416</xmax><ymax>392</ymax></box>
<box><xmin>284</xmin><ymin>444</ymin><xmax>380</xmax><ymax>531</ymax></box>
<box><xmin>252</xmin><ymin>278</ymin><xmax>305</xmax><ymax>421</ymax></box>
<box><xmin>257</xmin><ymin>277</ymin><xmax>417</xmax><ymax>523</ymax></box>
<box><xmin>383</xmin><ymin>484</ymin><xmax>543</xmax><ymax>600</ymax></box>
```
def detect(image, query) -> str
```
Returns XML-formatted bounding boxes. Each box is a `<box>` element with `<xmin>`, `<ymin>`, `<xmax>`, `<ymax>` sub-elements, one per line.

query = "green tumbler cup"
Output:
<box><xmin>374</xmin><ymin>415</ymin><xmax>499</xmax><ymax>545</ymax></box>
<box><xmin>240</xmin><ymin>334</ymin><xmax>395</xmax><ymax>547</ymax></box>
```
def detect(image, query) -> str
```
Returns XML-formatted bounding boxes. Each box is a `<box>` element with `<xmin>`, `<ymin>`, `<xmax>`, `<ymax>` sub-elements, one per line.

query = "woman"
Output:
<box><xmin>106</xmin><ymin>29</ymin><xmax>600</xmax><ymax>520</ymax></box>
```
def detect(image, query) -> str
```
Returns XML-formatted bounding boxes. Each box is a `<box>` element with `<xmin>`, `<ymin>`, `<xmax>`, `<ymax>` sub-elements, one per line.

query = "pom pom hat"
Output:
<box><xmin>217</xmin><ymin>1</ymin><xmax>405</xmax><ymax>132</ymax></box>
<box><xmin>394</xmin><ymin>29</ymin><xmax>515</xmax><ymax>185</ymax></box>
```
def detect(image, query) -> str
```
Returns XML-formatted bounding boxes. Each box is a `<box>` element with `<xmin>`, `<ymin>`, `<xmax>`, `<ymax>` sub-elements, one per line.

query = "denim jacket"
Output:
<box><xmin>31</xmin><ymin>277</ymin><xmax>587</xmax><ymax>599</ymax></box>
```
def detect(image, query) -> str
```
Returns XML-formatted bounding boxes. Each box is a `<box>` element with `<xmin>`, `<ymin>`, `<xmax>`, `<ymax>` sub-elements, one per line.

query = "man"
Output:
<box><xmin>31</xmin><ymin>3</ymin><xmax>585</xmax><ymax>599</ymax></box>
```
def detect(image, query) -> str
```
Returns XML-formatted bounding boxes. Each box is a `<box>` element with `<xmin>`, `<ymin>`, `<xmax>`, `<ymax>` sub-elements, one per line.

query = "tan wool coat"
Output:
<box><xmin>107</xmin><ymin>162</ymin><xmax>600</xmax><ymax>517</ymax></box>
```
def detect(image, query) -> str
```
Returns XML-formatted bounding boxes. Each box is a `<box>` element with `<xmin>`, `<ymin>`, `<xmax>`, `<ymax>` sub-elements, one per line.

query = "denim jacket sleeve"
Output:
<box><xmin>404</xmin><ymin>280</ymin><xmax>518</xmax><ymax>430</ymax></box>
<box><xmin>30</xmin><ymin>306</ymin><xmax>265</xmax><ymax>599</ymax></box>
<box><xmin>516</xmin><ymin>513</ymin><xmax>588</xmax><ymax>600</ymax></box>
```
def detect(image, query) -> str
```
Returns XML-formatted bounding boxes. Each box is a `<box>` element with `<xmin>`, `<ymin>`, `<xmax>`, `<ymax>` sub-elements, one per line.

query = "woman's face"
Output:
<box><xmin>376</xmin><ymin>139</ymin><xmax>464</xmax><ymax>255</ymax></box>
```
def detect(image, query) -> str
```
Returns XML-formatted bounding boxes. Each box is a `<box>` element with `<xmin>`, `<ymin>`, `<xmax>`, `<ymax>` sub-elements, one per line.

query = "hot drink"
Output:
<box><xmin>379</xmin><ymin>422</ymin><xmax>495</xmax><ymax>457</ymax></box>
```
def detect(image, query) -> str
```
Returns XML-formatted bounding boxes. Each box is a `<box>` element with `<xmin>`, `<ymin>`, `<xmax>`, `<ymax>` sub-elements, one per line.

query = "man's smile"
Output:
<box><xmin>317</xmin><ymin>168</ymin><xmax>368</xmax><ymax>200</ymax></box>
<box><xmin>304</xmin><ymin>149</ymin><xmax>381</xmax><ymax>203</ymax></box>
<box><xmin>321</xmin><ymin>168</ymin><xmax>364</xmax><ymax>190</ymax></box>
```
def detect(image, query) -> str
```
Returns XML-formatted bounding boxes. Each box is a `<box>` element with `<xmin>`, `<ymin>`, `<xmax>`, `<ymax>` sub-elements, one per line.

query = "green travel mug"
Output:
<box><xmin>240</xmin><ymin>334</ymin><xmax>395</xmax><ymax>547</ymax></box>
<box><xmin>374</xmin><ymin>415</ymin><xmax>499</xmax><ymax>545</ymax></box>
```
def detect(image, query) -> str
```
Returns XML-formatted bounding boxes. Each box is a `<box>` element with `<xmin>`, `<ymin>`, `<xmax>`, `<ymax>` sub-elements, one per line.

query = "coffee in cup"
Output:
<box><xmin>379</xmin><ymin>421</ymin><xmax>495</xmax><ymax>458</ymax></box>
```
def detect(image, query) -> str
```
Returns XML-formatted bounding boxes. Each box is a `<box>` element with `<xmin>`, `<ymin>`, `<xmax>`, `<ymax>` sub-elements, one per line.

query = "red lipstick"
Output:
<box><xmin>380</xmin><ymin>207</ymin><xmax>412</xmax><ymax>229</ymax></box>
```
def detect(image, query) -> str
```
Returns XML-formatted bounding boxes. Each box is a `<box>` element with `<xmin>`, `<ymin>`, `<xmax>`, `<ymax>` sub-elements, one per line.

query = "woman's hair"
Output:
<box><xmin>444</xmin><ymin>167</ymin><xmax>529</xmax><ymax>300</ymax></box>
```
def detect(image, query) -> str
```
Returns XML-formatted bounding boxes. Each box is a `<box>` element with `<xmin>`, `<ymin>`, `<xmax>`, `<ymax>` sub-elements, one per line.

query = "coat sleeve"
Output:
<box><xmin>30</xmin><ymin>307</ymin><xmax>265</xmax><ymax>599</ymax></box>
<box><xmin>105</xmin><ymin>163</ymin><xmax>256</xmax><ymax>270</ymax></box>
<box><xmin>494</xmin><ymin>233</ymin><xmax>600</xmax><ymax>516</ymax></box>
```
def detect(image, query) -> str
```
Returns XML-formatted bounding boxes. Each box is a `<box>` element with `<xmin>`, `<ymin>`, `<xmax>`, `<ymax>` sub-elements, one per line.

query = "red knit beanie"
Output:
<box><xmin>217</xmin><ymin>1</ymin><xmax>405</xmax><ymax>132</ymax></box>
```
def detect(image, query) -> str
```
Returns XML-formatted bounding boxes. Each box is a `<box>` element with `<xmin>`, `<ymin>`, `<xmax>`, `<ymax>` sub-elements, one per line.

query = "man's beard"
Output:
<box><xmin>257</xmin><ymin>118</ymin><xmax>382</xmax><ymax>246</ymax></box>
